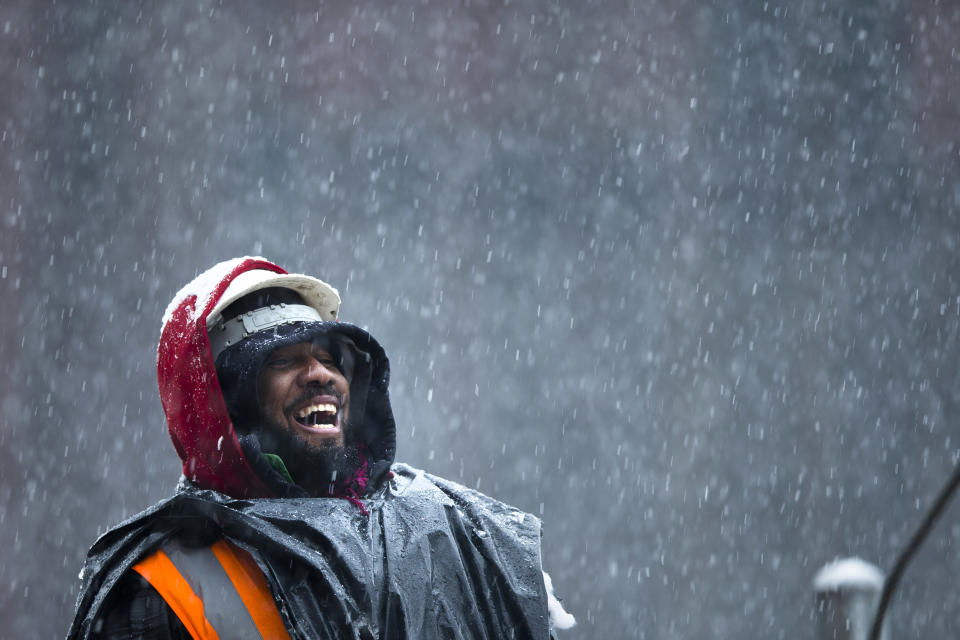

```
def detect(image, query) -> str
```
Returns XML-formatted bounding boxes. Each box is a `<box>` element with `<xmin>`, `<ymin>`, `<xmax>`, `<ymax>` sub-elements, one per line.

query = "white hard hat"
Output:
<box><xmin>206</xmin><ymin>269</ymin><xmax>340</xmax><ymax>329</ymax></box>
<box><xmin>206</xmin><ymin>269</ymin><xmax>341</xmax><ymax>361</ymax></box>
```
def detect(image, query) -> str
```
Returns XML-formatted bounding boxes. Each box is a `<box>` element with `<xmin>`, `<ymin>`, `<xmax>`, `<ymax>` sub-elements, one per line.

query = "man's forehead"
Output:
<box><xmin>269</xmin><ymin>338</ymin><xmax>335</xmax><ymax>357</ymax></box>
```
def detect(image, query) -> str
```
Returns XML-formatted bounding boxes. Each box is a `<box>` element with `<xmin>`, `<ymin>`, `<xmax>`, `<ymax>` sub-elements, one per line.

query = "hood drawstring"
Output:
<box><xmin>342</xmin><ymin>454</ymin><xmax>370</xmax><ymax>516</ymax></box>
<box><xmin>326</xmin><ymin>445</ymin><xmax>370</xmax><ymax>516</ymax></box>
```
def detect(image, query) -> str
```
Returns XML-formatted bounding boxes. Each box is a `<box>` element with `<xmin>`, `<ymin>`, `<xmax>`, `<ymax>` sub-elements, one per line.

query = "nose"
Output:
<box><xmin>298</xmin><ymin>356</ymin><xmax>335</xmax><ymax>386</ymax></box>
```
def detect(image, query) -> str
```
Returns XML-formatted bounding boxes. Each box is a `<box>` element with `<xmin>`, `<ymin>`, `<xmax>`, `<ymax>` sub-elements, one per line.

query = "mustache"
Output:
<box><xmin>284</xmin><ymin>383</ymin><xmax>346</xmax><ymax>413</ymax></box>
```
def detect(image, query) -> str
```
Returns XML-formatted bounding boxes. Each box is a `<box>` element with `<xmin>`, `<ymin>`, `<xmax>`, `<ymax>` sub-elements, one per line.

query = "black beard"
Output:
<box><xmin>254</xmin><ymin>422</ymin><xmax>363</xmax><ymax>497</ymax></box>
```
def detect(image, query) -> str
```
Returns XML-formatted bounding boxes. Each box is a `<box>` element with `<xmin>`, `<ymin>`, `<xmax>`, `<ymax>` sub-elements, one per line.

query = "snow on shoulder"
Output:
<box><xmin>813</xmin><ymin>557</ymin><xmax>885</xmax><ymax>592</ymax></box>
<box><xmin>161</xmin><ymin>256</ymin><xmax>266</xmax><ymax>328</ymax></box>
<box><xmin>543</xmin><ymin>571</ymin><xmax>576</xmax><ymax>631</ymax></box>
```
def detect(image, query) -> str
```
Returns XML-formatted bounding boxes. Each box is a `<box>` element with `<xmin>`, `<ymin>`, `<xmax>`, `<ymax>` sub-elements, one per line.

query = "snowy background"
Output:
<box><xmin>3</xmin><ymin>1</ymin><xmax>960</xmax><ymax>638</ymax></box>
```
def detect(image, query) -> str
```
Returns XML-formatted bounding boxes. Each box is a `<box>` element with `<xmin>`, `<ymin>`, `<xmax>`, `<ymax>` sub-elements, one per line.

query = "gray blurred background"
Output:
<box><xmin>2</xmin><ymin>1</ymin><xmax>960</xmax><ymax>638</ymax></box>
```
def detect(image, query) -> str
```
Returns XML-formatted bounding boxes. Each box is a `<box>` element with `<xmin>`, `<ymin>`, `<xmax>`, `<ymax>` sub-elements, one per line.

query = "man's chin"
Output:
<box><xmin>293</xmin><ymin>443</ymin><xmax>363</xmax><ymax>494</ymax></box>
<box><xmin>299</xmin><ymin>433</ymin><xmax>345</xmax><ymax>452</ymax></box>
<box><xmin>255</xmin><ymin>421</ymin><xmax>362</xmax><ymax>494</ymax></box>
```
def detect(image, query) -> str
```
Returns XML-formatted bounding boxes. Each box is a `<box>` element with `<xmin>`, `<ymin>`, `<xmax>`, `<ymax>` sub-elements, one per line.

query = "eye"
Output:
<box><xmin>318</xmin><ymin>358</ymin><xmax>343</xmax><ymax>374</ymax></box>
<box><xmin>311</xmin><ymin>350</ymin><xmax>339</xmax><ymax>368</ymax></box>
<box><xmin>266</xmin><ymin>357</ymin><xmax>294</xmax><ymax>369</ymax></box>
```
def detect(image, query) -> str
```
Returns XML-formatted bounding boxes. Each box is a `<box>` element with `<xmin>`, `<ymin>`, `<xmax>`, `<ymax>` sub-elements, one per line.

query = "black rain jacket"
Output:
<box><xmin>67</xmin><ymin>258</ymin><xmax>551</xmax><ymax>639</ymax></box>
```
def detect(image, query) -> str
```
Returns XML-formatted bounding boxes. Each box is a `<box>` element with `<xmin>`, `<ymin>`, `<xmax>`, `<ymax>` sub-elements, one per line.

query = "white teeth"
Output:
<box><xmin>295</xmin><ymin>403</ymin><xmax>337</xmax><ymax>419</ymax></box>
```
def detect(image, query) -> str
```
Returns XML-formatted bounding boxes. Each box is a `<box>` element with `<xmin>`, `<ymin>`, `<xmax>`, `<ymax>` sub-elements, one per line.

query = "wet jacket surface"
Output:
<box><xmin>68</xmin><ymin>465</ymin><xmax>550</xmax><ymax>639</ymax></box>
<box><xmin>67</xmin><ymin>258</ymin><xmax>551</xmax><ymax>639</ymax></box>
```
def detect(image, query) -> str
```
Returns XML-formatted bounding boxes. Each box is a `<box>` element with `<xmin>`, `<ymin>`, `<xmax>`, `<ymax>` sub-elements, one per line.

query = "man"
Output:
<box><xmin>67</xmin><ymin>257</ymin><xmax>574</xmax><ymax>639</ymax></box>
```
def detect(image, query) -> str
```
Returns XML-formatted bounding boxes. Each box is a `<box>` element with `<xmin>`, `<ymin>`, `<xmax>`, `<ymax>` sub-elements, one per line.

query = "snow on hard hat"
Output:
<box><xmin>206</xmin><ymin>267</ymin><xmax>340</xmax><ymax>329</ymax></box>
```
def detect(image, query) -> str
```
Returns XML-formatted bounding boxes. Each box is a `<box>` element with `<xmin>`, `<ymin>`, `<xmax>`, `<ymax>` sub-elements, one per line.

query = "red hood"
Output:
<box><xmin>157</xmin><ymin>257</ymin><xmax>285</xmax><ymax>498</ymax></box>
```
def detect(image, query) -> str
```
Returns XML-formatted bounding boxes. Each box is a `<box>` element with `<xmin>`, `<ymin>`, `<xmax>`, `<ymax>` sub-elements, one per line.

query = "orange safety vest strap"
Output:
<box><xmin>132</xmin><ymin>539</ymin><xmax>288</xmax><ymax>640</ymax></box>
<box><xmin>132</xmin><ymin>548</ymin><xmax>221</xmax><ymax>640</ymax></box>
<box><xmin>210</xmin><ymin>539</ymin><xmax>292</xmax><ymax>640</ymax></box>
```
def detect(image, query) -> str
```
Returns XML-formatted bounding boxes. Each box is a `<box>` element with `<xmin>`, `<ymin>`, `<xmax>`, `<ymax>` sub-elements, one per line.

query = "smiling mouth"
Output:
<box><xmin>293</xmin><ymin>402</ymin><xmax>341</xmax><ymax>432</ymax></box>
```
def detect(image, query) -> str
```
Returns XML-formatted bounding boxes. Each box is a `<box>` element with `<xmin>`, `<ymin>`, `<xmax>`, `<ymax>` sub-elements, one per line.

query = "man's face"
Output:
<box><xmin>257</xmin><ymin>340</ymin><xmax>350</xmax><ymax>453</ymax></box>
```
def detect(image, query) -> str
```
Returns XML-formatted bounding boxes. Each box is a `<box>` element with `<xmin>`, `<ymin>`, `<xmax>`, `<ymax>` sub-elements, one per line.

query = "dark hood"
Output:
<box><xmin>157</xmin><ymin>257</ymin><xmax>396</xmax><ymax>499</ymax></box>
<box><xmin>216</xmin><ymin>320</ymin><xmax>397</xmax><ymax>498</ymax></box>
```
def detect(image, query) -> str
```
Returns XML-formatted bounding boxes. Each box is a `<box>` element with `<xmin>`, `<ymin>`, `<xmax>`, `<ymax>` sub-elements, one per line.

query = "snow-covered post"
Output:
<box><xmin>813</xmin><ymin>558</ymin><xmax>887</xmax><ymax>640</ymax></box>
